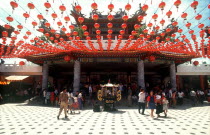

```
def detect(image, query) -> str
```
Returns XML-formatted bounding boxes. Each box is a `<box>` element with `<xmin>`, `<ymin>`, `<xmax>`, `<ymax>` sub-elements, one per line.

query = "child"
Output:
<box><xmin>162</xmin><ymin>96</ymin><xmax>169</xmax><ymax>117</ymax></box>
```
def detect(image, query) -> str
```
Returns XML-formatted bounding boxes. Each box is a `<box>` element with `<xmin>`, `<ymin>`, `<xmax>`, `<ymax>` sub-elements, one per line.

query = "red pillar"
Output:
<box><xmin>176</xmin><ymin>75</ymin><xmax>180</xmax><ymax>91</ymax></box>
<box><xmin>199</xmin><ymin>75</ymin><xmax>205</xmax><ymax>90</ymax></box>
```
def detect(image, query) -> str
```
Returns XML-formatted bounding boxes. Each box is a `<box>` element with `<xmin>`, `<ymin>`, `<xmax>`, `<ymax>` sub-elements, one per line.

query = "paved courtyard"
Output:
<box><xmin>0</xmin><ymin>102</ymin><xmax>209</xmax><ymax>135</ymax></box>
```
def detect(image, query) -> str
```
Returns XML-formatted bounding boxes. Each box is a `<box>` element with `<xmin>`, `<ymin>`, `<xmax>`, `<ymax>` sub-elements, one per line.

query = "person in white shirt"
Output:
<box><xmin>198</xmin><ymin>90</ymin><xmax>205</xmax><ymax>104</ymax></box>
<box><xmin>138</xmin><ymin>89</ymin><xmax>146</xmax><ymax>115</ymax></box>
<box><xmin>190</xmin><ymin>89</ymin><xmax>197</xmax><ymax>106</ymax></box>
<box><xmin>177</xmin><ymin>90</ymin><xmax>184</xmax><ymax>105</ymax></box>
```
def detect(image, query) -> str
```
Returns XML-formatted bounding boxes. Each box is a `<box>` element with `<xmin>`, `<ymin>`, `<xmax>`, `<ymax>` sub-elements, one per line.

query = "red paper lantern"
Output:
<box><xmin>84</xmin><ymin>31</ymin><xmax>89</xmax><ymax>36</ymax></box>
<box><xmin>39</xmin><ymin>28</ymin><xmax>44</xmax><ymax>33</ymax></box>
<box><xmin>181</xmin><ymin>12</ymin><xmax>188</xmax><ymax>20</ymax></box>
<box><xmin>131</xmin><ymin>31</ymin><xmax>137</xmax><ymax>36</ymax></box>
<box><xmin>160</xmin><ymin>19</ymin><xmax>165</xmax><ymax>26</ymax></box>
<box><xmin>198</xmin><ymin>23</ymin><xmax>204</xmax><ymax>29</ymax></box>
<box><xmin>81</xmin><ymin>25</ymin><xmax>87</xmax><ymax>31</ymax></box>
<box><xmin>27</xmin><ymin>3</ymin><xmax>35</xmax><ymax>10</ymax></box>
<box><xmin>75</xmin><ymin>5</ymin><xmax>82</xmax><ymax>13</ymax></box>
<box><xmin>107</xmin><ymin>23</ymin><xmax>113</xmax><ymax>29</ymax></box>
<box><xmin>86</xmin><ymin>36</ymin><xmax>91</xmax><ymax>40</ymax></box>
<box><xmin>147</xmin><ymin>23</ymin><xmax>153</xmax><ymax>28</ymax></box>
<box><xmin>122</xmin><ymin>15</ymin><xmax>129</xmax><ymax>22</ymax></box>
<box><xmin>107</xmin><ymin>34</ymin><xmax>111</xmax><ymax>39</ymax></box>
<box><xmin>69</xmin><ymin>25</ymin><xmax>75</xmax><ymax>30</ymax></box>
<box><xmin>55</xmin><ymin>34</ymin><xmax>60</xmax><ymax>38</ymax></box>
<box><xmin>96</xmin><ymin>30</ymin><xmax>101</xmax><ymax>35</ymax></box>
<box><xmin>142</xmin><ymin>4</ymin><xmax>148</xmax><ymax>12</ymax></box>
<box><xmin>45</xmin><ymin>33</ymin><xmax>50</xmax><ymax>37</ymax></box>
<box><xmin>155</xmin><ymin>26</ymin><xmax>160</xmax><ymax>31</ymax></box>
<box><xmin>78</xmin><ymin>17</ymin><xmax>84</xmax><ymax>24</ymax></box>
<box><xmin>156</xmin><ymin>36</ymin><xmax>160</xmax><ymax>40</ymax></box>
<box><xmin>172</xmin><ymin>21</ymin><xmax>178</xmax><ymax>26</ymax></box>
<box><xmin>189</xmin><ymin>30</ymin><xmax>194</xmax><ymax>34</ymax></box>
<box><xmin>159</xmin><ymin>1</ymin><xmax>166</xmax><ymax>12</ymax></box>
<box><xmin>26</xmin><ymin>31</ymin><xmax>31</xmax><ymax>35</ymax></box>
<box><xmin>166</xmin><ymin>28</ymin><xmax>171</xmax><ymax>33</ymax></box>
<box><xmin>137</xmin><ymin>15</ymin><xmax>144</xmax><ymax>22</ymax></box>
<box><xmin>160</xmin><ymin>33</ymin><xmax>165</xmax><ymax>37</ymax></box>
<box><xmin>171</xmin><ymin>34</ymin><xmax>176</xmax><ymax>38</ymax></box>
<box><xmin>51</xmin><ymin>13</ymin><xmax>57</xmax><ymax>20</ymax></box>
<box><xmin>57</xmin><ymin>21</ymin><xmax>62</xmax><ymax>27</ymax></box>
<box><xmin>143</xmin><ymin>29</ymin><xmax>148</xmax><ymax>34</ymax></box>
<box><xmin>50</xmin><ymin>29</ymin><xmax>56</xmax><ymax>33</ymax></box>
<box><xmin>152</xmin><ymin>14</ymin><xmax>158</xmax><ymax>21</ymax></box>
<box><xmin>125</xmin><ymin>3</ymin><xmax>131</xmax><ymax>11</ymax></box>
<box><xmin>92</xmin><ymin>14</ymin><xmax>99</xmax><ymax>21</ymax></box>
<box><xmin>64</xmin><ymin>16</ymin><xmax>70</xmax><ymax>22</ymax></box>
<box><xmin>166</xmin><ymin>10</ymin><xmax>172</xmax><ymax>18</ymax></box>
<box><xmin>64</xmin><ymin>55</ymin><xmax>71</xmax><ymax>62</ymax></box>
<box><xmin>121</xmin><ymin>23</ymin><xmax>127</xmax><ymax>29</ymax></box>
<box><xmin>59</xmin><ymin>37</ymin><xmax>64</xmax><ymax>42</ymax></box>
<box><xmin>108</xmin><ymin>29</ymin><xmax>113</xmax><ymax>34</ymax></box>
<box><xmin>59</xmin><ymin>5</ymin><xmax>66</xmax><ymax>14</ymax></box>
<box><xmin>17</xmin><ymin>24</ymin><xmax>23</xmax><ymax>29</ymax></box>
<box><xmin>61</xmin><ymin>27</ymin><xmax>67</xmax><ymax>32</ymax></box>
<box><xmin>10</xmin><ymin>1</ymin><xmax>18</xmax><ymax>10</ymax></box>
<box><xmin>148</xmin><ymin>56</ymin><xmax>155</xmax><ymax>62</ymax></box>
<box><xmin>37</xmin><ymin>14</ymin><xmax>44</xmax><ymax>20</ymax></box>
<box><xmin>23</xmin><ymin>12</ymin><xmax>30</xmax><ymax>19</ymax></box>
<box><xmin>45</xmin><ymin>22</ymin><xmax>50</xmax><ymax>27</ymax></box>
<box><xmin>6</xmin><ymin>16</ymin><xmax>13</xmax><ymax>22</ymax></box>
<box><xmin>129</xmin><ymin>35</ymin><xmax>134</xmax><ymax>39</ymax></box>
<box><xmin>91</xmin><ymin>3</ymin><xmax>98</xmax><ymax>10</ymax></box>
<box><xmin>120</xmin><ymin>30</ymin><xmax>125</xmax><ymax>35</ymax></box>
<box><xmin>178</xmin><ymin>29</ymin><xmax>183</xmax><ymax>33</ymax></box>
<box><xmin>174</xmin><ymin>0</ymin><xmax>181</xmax><ymax>11</ymax></box>
<box><xmin>191</xmin><ymin>1</ymin><xmax>198</xmax><ymax>12</ymax></box>
<box><xmin>107</xmin><ymin>14</ymin><xmax>114</xmax><ymax>21</ymax></box>
<box><xmin>23</xmin><ymin>36</ymin><xmax>28</xmax><ymax>40</ymax></box>
<box><xmin>94</xmin><ymin>23</ymin><xmax>100</xmax><ymax>29</ymax></box>
<box><xmin>66</xmin><ymin>33</ymin><xmax>71</xmax><ymax>37</ymax></box>
<box><xmin>118</xmin><ymin>35</ymin><xmax>123</xmax><ymax>39</ymax></box>
<box><xmin>185</xmin><ymin>22</ymin><xmax>191</xmax><ymax>29</ymax></box>
<box><xmin>2</xmin><ymin>31</ymin><xmax>8</xmax><ymax>37</ymax></box>
<box><xmin>50</xmin><ymin>37</ymin><xmax>54</xmax><ymax>41</ymax></box>
<box><xmin>150</xmin><ymin>31</ymin><xmax>155</xmax><ymax>35</ymax></box>
<box><xmin>73</xmin><ymin>31</ymin><xmax>78</xmax><ymax>36</ymax></box>
<box><xmin>19</xmin><ymin>61</ymin><xmax>25</xmax><ymax>66</ymax></box>
<box><xmin>193</xmin><ymin>61</ymin><xmax>199</xmax><ymax>66</ymax></box>
<box><xmin>108</xmin><ymin>3</ymin><xmax>114</xmax><ymax>11</ymax></box>
<box><xmin>134</xmin><ymin>24</ymin><xmax>140</xmax><ymax>30</ymax></box>
<box><xmin>195</xmin><ymin>14</ymin><xmax>202</xmax><ymax>20</ymax></box>
<box><xmin>44</xmin><ymin>2</ymin><xmax>51</xmax><ymax>9</ymax></box>
<box><xmin>32</xmin><ymin>21</ymin><xmax>37</xmax><ymax>28</ymax></box>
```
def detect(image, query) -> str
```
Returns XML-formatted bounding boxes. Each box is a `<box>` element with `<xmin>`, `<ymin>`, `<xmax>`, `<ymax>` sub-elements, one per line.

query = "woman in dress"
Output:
<box><xmin>147</xmin><ymin>91</ymin><xmax>156</xmax><ymax>118</ymax></box>
<box><xmin>162</xmin><ymin>96</ymin><xmax>169</xmax><ymax>117</ymax></box>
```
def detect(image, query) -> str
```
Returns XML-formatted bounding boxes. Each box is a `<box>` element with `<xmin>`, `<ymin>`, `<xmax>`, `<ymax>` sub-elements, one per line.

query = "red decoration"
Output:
<box><xmin>45</xmin><ymin>22</ymin><xmax>50</xmax><ymax>27</ymax></box>
<box><xmin>64</xmin><ymin>16</ymin><xmax>70</xmax><ymax>23</ymax></box>
<box><xmin>6</xmin><ymin>16</ymin><xmax>13</xmax><ymax>22</ymax></box>
<box><xmin>37</xmin><ymin>14</ymin><xmax>44</xmax><ymax>20</ymax></box>
<box><xmin>44</xmin><ymin>1</ymin><xmax>51</xmax><ymax>9</ymax></box>
<box><xmin>2</xmin><ymin>31</ymin><xmax>8</xmax><ymax>37</ymax></box>
<box><xmin>107</xmin><ymin>23</ymin><xmax>113</xmax><ymax>29</ymax></box>
<box><xmin>57</xmin><ymin>21</ymin><xmax>62</xmax><ymax>27</ymax></box>
<box><xmin>121</xmin><ymin>23</ymin><xmax>127</xmax><ymax>29</ymax></box>
<box><xmin>108</xmin><ymin>3</ymin><xmax>114</xmax><ymax>11</ymax></box>
<box><xmin>195</xmin><ymin>14</ymin><xmax>202</xmax><ymax>20</ymax></box>
<box><xmin>193</xmin><ymin>61</ymin><xmax>199</xmax><ymax>66</ymax></box>
<box><xmin>191</xmin><ymin>1</ymin><xmax>198</xmax><ymax>12</ymax></box>
<box><xmin>137</xmin><ymin>15</ymin><xmax>144</xmax><ymax>22</ymax></box>
<box><xmin>10</xmin><ymin>1</ymin><xmax>18</xmax><ymax>11</ymax></box>
<box><xmin>120</xmin><ymin>30</ymin><xmax>125</xmax><ymax>35</ymax></box>
<box><xmin>81</xmin><ymin>25</ymin><xmax>87</xmax><ymax>31</ymax></box>
<box><xmin>198</xmin><ymin>23</ymin><xmax>204</xmax><ymax>29</ymax></box>
<box><xmin>51</xmin><ymin>13</ymin><xmax>57</xmax><ymax>20</ymax></box>
<box><xmin>159</xmin><ymin>1</ymin><xmax>166</xmax><ymax>13</ymax></box>
<box><xmin>92</xmin><ymin>14</ymin><xmax>99</xmax><ymax>21</ymax></box>
<box><xmin>23</xmin><ymin>12</ymin><xmax>30</xmax><ymax>22</ymax></box>
<box><xmin>73</xmin><ymin>31</ymin><xmax>78</xmax><ymax>36</ymax></box>
<box><xmin>39</xmin><ymin>28</ymin><xmax>44</xmax><ymax>33</ymax></box>
<box><xmin>69</xmin><ymin>25</ymin><xmax>75</xmax><ymax>30</ymax></box>
<box><xmin>125</xmin><ymin>3</ymin><xmax>131</xmax><ymax>11</ymax></box>
<box><xmin>134</xmin><ymin>24</ymin><xmax>140</xmax><ymax>30</ymax></box>
<box><xmin>166</xmin><ymin>10</ymin><xmax>172</xmax><ymax>18</ymax></box>
<box><xmin>91</xmin><ymin>3</ymin><xmax>98</xmax><ymax>10</ymax></box>
<box><xmin>64</xmin><ymin>55</ymin><xmax>71</xmax><ymax>62</ymax></box>
<box><xmin>19</xmin><ymin>61</ymin><xmax>25</xmax><ymax>66</ymax></box>
<box><xmin>4</xmin><ymin>24</ymin><xmax>10</xmax><ymax>29</ymax></box>
<box><xmin>84</xmin><ymin>31</ymin><xmax>89</xmax><ymax>36</ymax></box>
<box><xmin>59</xmin><ymin>5</ymin><xmax>66</xmax><ymax>14</ymax></box>
<box><xmin>185</xmin><ymin>22</ymin><xmax>191</xmax><ymax>29</ymax></box>
<box><xmin>32</xmin><ymin>21</ymin><xmax>37</xmax><ymax>28</ymax></box>
<box><xmin>96</xmin><ymin>30</ymin><xmax>101</xmax><ymax>35</ymax></box>
<box><xmin>181</xmin><ymin>12</ymin><xmax>188</xmax><ymax>20</ymax></box>
<box><xmin>189</xmin><ymin>30</ymin><xmax>194</xmax><ymax>34</ymax></box>
<box><xmin>160</xmin><ymin>19</ymin><xmax>165</xmax><ymax>26</ymax></box>
<box><xmin>45</xmin><ymin>33</ymin><xmax>50</xmax><ymax>37</ymax></box>
<box><xmin>17</xmin><ymin>24</ymin><xmax>23</xmax><ymax>29</ymax></box>
<box><xmin>108</xmin><ymin>29</ymin><xmax>113</xmax><ymax>34</ymax></box>
<box><xmin>27</xmin><ymin>3</ymin><xmax>35</xmax><ymax>10</ymax></box>
<box><xmin>107</xmin><ymin>14</ymin><xmax>114</xmax><ymax>21</ymax></box>
<box><xmin>78</xmin><ymin>17</ymin><xmax>84</xmax><ymax>24</ymax></box>
<box><xmin>26</xmin><ymin>31</ymin><xmax>31</xmax><ymax>35</ymax></box>
<box><xmin>148</xmin><ymin>56</ymin><xmax>155</xmax><ymax>62</ymax></box>
<box><xmin>122</xmin><ymin>15</ymin><xmax>129</xmax><ymax>21</ymax></box>
<box><xmin>75</xmin><ymin>5</ymin><xmax>82</xmax><ymax>13</ymax></box>
<box><xmin>94</xmin><ymin>23</ymin><xmax>100</xmax><ymax>29</ymax></box>
<box><xmin>61</xmin><ymin>27</ymin><xmax>67</xmax><ymax>32</ymax></box>
<box><xmin>152</xmin><ymin>14</ymin><xmax>158</xmax><ymax>22</ymax></box>
<box><xmin>174</xmin><ymin>0</ymin><xmax>181</xmax><ymax>12</ymax></box>
<box><xmin>142</xmin><ymin>4</ymin><xmax>148</xmax><ymax>12</ymax></box>
<box><xmin>172</xmin><ymin>21</ymin><xmax>178</xmax><ymax>26</ymax></box>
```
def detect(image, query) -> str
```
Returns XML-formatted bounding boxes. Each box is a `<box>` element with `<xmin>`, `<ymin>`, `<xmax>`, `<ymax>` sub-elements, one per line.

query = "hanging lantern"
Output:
<box><xmin>108</xmin><ymin>3</ymin><xmax>114</xmax><ymax>11</ymax></box>
<box><xmin>148</xmin><ymin>56</ymin><xmax>155</xmax><ymax>62</ymax></box>
<box><xmin>27</xmin><ymin>3</ymin><xmax>35</xmax><ymax>11</ymax></box>
<box><xmin>160</xmin><ymin>33</ymin><xmax>165</xmax><ymax>37</ymax></box>
<box><xmin>23</xmin><ymin>36</ymin><xmax>28</xmax><ymax>40</ymax></box>
<box><xmin>17</xmin><ymin>24</ymin><xmax>23</xmax><ymax>30</ymax></box>
<box><xmin>193</xmin><ymin>61</ymin><xmax>199</xmax><ymax>66</ymax></box>
<box><xmin>160</xmin><ymin>19</ymin><xmax>165</xmax><ymax>26</ymax></box>
<box><xmin>64</xmin><ymin>55</ymin><xmax>71</xmax><ymax>62</ymax></box>
<box><xmin>13</xmin><ymin>30</ymin><xmax>20</xmax><ymax>35</ymax></box>
<box><xmin>61</xmin><ymin>27</ymin><xmax>67</xmax><ymax>32</ymax></box>
<box><xmin>159</xmin><ymin>1</ymin><xmax>166</xmax><ymax>14</ymax></box>
<box><xmin>195</xmin><ymin>14</ymin><xmax>202</xmax><ymax>21</ymax></box>
<box><xmin>142</xmin><ymin>4</ymin><xmax>148</xmax><ymax>12</ymax></box>
<box><xmin>51</xmin><ymin>13</ymin><xmax>57</xmax><ymax>21</ymax></box>
<box><xmin>131</xmin><ymin>31</ymin><xmax>137</xmax><ymax>36</ymax></box>
<box><xmin>86</xmin><ymin>36</ymin><xmax>91</xmax><ymax>40</ymax></box>
<box><xmin>34</xmin><ymin>37</ymin><xmax>39</xmax><ymax>41</ymax></box>
<box><xmin>137</xmin><ymin>15</ymin><xmax>144</xmax><ymax>22</ymax></box>
<box><xmin>200</xmin><ymin>30</ymin><xmax>205</xmax><ymax>39</ymax></box>
<box><xmin>37</xmin><ymin>14</ymin><xmax>44</xmax><ymax>20</ymax></box>
<box><xmin>19</xmin><ymin>61</ymin><xmax>25</xmax><ymax>66</ymax></box>
<box><xmin>94</xmin><ymin>23</ymin><xmax>100</xmax><ymax>29</ymax></box>
<box><xmin>59</xmin><ymin>37</ymin><xmax>64</xmax><ymax>42</ymax></box>
<box><xmin>181</xmin><ymin>35</ymin><xmax>186</xmax><ymax>39</ymax></box>
<box><xmin>45</xmin><ymin>33</ymin><xmax>50</xmax><ymax>37</ymax></box>
<box><xmin>120</xmin><ymin>30</ymin><xmax>125</xmax><ymax>35</ymax></box>
<box><xmin>75</xmin><ymin>5</ymin><xmax>82</xmax><ymax>13</ymax></box>
<box><xmin>198</xmin><ymin>23</ymin><xmax>204</xmax><ymax>29</ymax></box>
<box><xmin>107</xmin><ymin>14</ymin><xmax>114</xmax><ymax>21</ymax></box>
<box><xmin>108</xmin><ymin>29</ymin><xmax>113</xmax><ymax>34</ymax></box>
<box><xmin>10</xmin><ymin>1</ymin><xmax>18</xmax><ymax>12</ymax></box>
<box><xmin>189</xmin><ymin>30</ymin><xmax>194</xmax><ymax>34</ymax></box>
<box><xmin>54</xmin><ymin>23</ymin><xmax>61</xmax><ymax>29</ymax></box>
<box><xmin>121</xmin><ymin>23</ymin><xmax>127</xmax><ymax>29</ymax></box>
<box><xmin>166</xmin><ymin>28</ymin><xmax>171</xmax><ymax>33</ymax></box>
<box><xmin>172</xmin><ymin>21</ymin><xmax>178</xmax><ymax>26</ymax></box>
<box><xmin>150</xmin><ymin>31</ymin><xmax>155</xmax><ymax>35</ymax></box>
<box><xmin>125</xmin><ymin>3</ymin><xmax>131</xmax><ymax>11</ymax></box>
<box><xmin>92</xmin><ymin>14</ymin><xmax>99</xmax><ymax>21</ymax></box>
<box><xmin>185</xmin><ymin>22</ymin><xmax>191</xmax><ymax>29</ymax></box>
<box><xmin>152</xmin><ymin>14</ymin><xmax>158</xmax><ymax>22</ymax></box>
<box><xmin>64</xmin><ymin>16</ymin><xmax>70</xmax><ymax>23</ymax></box>
<box><xmin>69</xmin><ymin>25</ymin><xmax>75</xmax><ymax>30</ymax></box>
<box><xmin>23</xmin><ymin>12</ymin><xmax>30</xmax><ymax>22</ymax></box>
<box><xmin>55</xmin><ymin>34</ymin><xmax>60</xmax><ymax>38</ymax></box>
<box><xmin>2</xmin><ymin>31</ymin><xmax>8</xmax><ymax>37</ymax></box>
<box><xmin>171</xmin><ymin>34</ymin><xmax>176</xmax><ymax>38</ymax></box>
<box><xmin>91</xmin><ymin>3</ymin><xmax>98</xmax><ymax>10</ymax></box>
<box><xmin>96</xmin><ymin>30</ymin><xmax>101</xmax><ymax>35</ymax></box>
<box><xmin>73</xmin><ymin>31</ymin><xmax>78</xmax><ymax>36</ymax></box>
<box><xmin>39</xmin><ymin>28</ymin><xmax>44</xmax><ymax>33</ymax></box>
<box><xmin>84</xmin><ymin>31</ymin><xmax>89</xmax><ymax>36</ymax></box>
<box><xmin>178</xmin><ymin>29</ymin><xmax>183</xmax><ymax>34</ymax></box>
<box><xmin>174</xmin><ymin>0</ymin><xmax>181</xmax><ymax>12</ymax></box>
<box><xmin>6</xmin><ymin>16</ymin><xmax>14</xmax><ymax>22</ymax></box>
<box><xmin>134</xmin><ymin>24</ymin><xmax>140</xmax><ymax>30</ymax></box>
<box><xmin>107</xmin><ymin>34</ymin><xmax>112</xmax><ymax>39</ymax></box>
<box><xmin>155</xmin><ymin>26</ymin><xmax>160</xmax><ymax>31</ymax></box>
<box><xmin>4</xmin><ymin>24</ymin><xmax>11</xmax><ymax>29</ymax></box>
<box><xmin>191</xmin><ymin>0</ymin><xmax>198</xmax><ymax>12</ymax></box>
<box><xmin>122</xmin><ymin>15</ymin><xmax>129</xmax><ymax>22</ymax></box>
<box><xmin>11</xmin><ymin>37</ymin><xmax>17</xmax><ymax>41</ymax></box>
<box><xmin>166</xmin><ymin>10</ymin><xmax>172</xmax><ymax>18</ymax></box>
<box><xmin>118</xmin><ymin>35</ymin><xmax>123</xmax><ymax>39</ymax></box>
<box><xmin>78</xmin><ymin>17</ymin><xmax>84</xmax><ymax>24</ymax></box>
<box><xmin>26</xmin><ymin>31</ymin><xmax>31</xmax><ymax>35</ymax></box>
<box><xmin>147</xmin><ymin>22</ymin><xmax>153</xmax><ymax>28</ymax></box>
<box><xmin>50</xmin><ymin>37</ymin><xmax>54</xmax><ymax>41</ymax></box>
<box><xmin>66</xmin><ymin>33</ymin><xmax>71</xmax><ymax>37</ymax></box>
<box><xmin>44</xmin><ymin>1</ymin><xmax>51</xmax><ymax>13</ymax></box>
<box><xmin>81</xmin><ymin>25</ymin><xmax>87</xmax><ymax>31</ymax></box>
<box><xmin>107</xmin><ymin>23</ymin><xmax>113</xmax><ymax>29</ymax></box>
<box><xmin>129</xmin><ymin>35</ymin><xmax>134</xmax><ymax>39</ymax></box>
<box><xmin>59</xmin><ymin>5</ymin><xmax>66</xmax><ymax>14</ymax></box>
<box><xmin>45</xmin><ymin>22</ymin><xmax>50</xmax><ymax>28</ymax></box>
<box><xmin>50</xmin><ymin>29</ymin><xmax>56</xmax><ymax>33</ymax></box>
<box><xmin>32</xmin><ymin>21</ymin><xmax>37</xmax><ymax>28</ymax></box>
<box><xmin>143</xmin><ymin>29</ymin><xmax>148</xmax><ymax>34</ymax></box>
<box><xmin>181</xmin><ymin>12</ymin><xmax>188</xmax><ymax>21</ymax></box>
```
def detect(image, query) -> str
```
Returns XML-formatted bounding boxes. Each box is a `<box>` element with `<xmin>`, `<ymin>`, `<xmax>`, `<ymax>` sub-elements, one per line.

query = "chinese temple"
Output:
<box><xmin>0</xmin><ymin>0</ymin><xmax>210</xmax><ymax>92</ymax></box>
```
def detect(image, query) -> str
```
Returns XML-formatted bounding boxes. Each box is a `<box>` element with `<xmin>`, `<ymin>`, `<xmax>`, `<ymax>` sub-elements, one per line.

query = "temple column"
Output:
<box><xmin>73</xmin><ymin>60</ymin><xmax>81</xmax><ymax>93</ymax></box>
<box><xmin>42</xmin><ymin>61</ymin><xmax>49</xmax><ymax>90</ymax></box>
<box><xmin>199</xmin><ymin>75</ymin><xmax>205</xmax><ymax>90</ymax></box>
<box><xmin>137</xmin><ymin>60</ymin><xmax>145</xmax><ymax>89</ymax></box>
<box><xmin>170</xmin><ymin>62</ymin><xmax>177</xmax><ymax>91</ymax></box>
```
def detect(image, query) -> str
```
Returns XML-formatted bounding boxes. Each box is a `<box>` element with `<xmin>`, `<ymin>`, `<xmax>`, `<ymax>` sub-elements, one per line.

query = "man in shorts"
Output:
<box><xmin>57</xmin><ymin>88</ymin><xmax>68</xmax><ymax>119</ymax></box>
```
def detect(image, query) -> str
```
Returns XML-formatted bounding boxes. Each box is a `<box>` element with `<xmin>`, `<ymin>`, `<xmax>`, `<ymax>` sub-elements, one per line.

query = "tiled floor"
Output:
<box><xmin>0</xmin><ymin>102</ymin><xmax>209</xmax><ymax>135</ymax></box>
